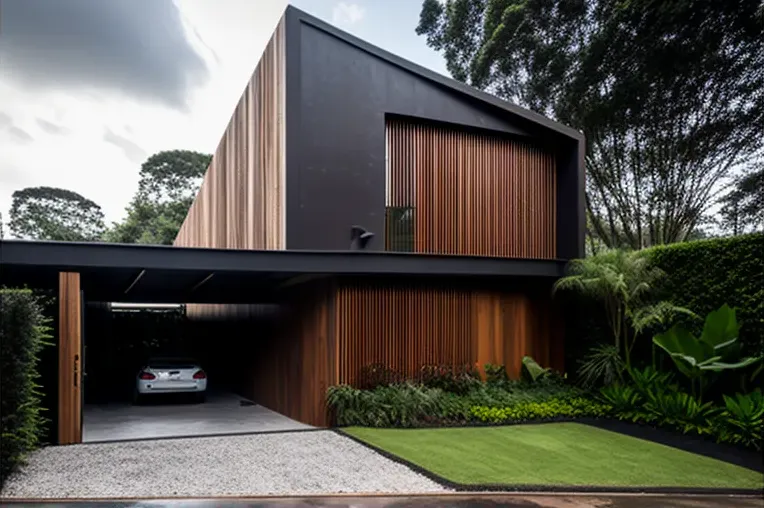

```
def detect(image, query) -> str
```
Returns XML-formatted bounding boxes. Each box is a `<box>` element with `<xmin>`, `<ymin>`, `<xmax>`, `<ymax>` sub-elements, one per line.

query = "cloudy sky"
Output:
<box><xmin>0</xmin><ymin>0</ymin><xmax>447</xmax><ymax>231</ymax></box>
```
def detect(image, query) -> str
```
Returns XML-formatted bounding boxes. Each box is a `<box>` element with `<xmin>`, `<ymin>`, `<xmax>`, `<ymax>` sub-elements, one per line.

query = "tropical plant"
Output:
<box><xmin>483</xmin><ymin>363</ymin><xmax>508</xmax><ymax>387</ymax></box>
<box><xmin>577</xmin><ymin>344</ymin><xmax>624</xmax><ymax>388</ymax></box>
<box><xmin>716</xmin><ymin>390</ymin><xmax>764</xmax><ymax>450</ymax></box>
<box><xmin>420</xmin><ymin>363</ymin><xmax>481</xmax><ymax>394</ymax></box>
<box><xmin>598</xmin><ymin>385</ymin><xmax>642</xmax><ymax>420</ymax></box>
<box><xmin>643</xmin><ymin>390</ymin><xmax>720</xmax><ymax>435</ymax></box>
<box><xmin>521</xmin><ymin>356</ymin><xmax>549</xmax><ymax>382</ymax></box>
<box><xmin>554</xmin><ymin>249</ymin><xmax>685</xmax><ymax>370</ymax></box>
<box><xmin>653</xmin><ymin>305</ymin><xmax>762</xmax><ymax>399</ymax></box>
<box><xmin>628</xmin><ymin>366</ymin><xmax>676</xmax><ymax>397</ymax></box>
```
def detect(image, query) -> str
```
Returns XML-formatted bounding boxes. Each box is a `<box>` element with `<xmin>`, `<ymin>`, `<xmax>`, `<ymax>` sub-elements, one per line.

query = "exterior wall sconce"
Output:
<box><xmin>350</xmin><ymin>225</ymin><xmax>374</xmax><ymax>250</ymax></box>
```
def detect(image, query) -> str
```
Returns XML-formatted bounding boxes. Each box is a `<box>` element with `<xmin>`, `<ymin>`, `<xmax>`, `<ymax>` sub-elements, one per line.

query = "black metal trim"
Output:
<box><xmin>0</xmin><ymin>240</ymin><xmax>567</xmax><ymax>278</ymax></box>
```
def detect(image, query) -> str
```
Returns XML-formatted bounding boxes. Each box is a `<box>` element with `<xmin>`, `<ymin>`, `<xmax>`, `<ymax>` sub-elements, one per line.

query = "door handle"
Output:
<box><xmin>74</xmin><ymin>354</ymin><xmax>79</xmax><ymax>388</ymax></box>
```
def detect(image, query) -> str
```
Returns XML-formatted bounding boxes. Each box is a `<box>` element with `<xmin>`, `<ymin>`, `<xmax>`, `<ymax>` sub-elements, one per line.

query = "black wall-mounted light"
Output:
<box><xmin>350</xmin><ymin>225</ymin><xmax>374</xmax><ymax>250</ymax></box>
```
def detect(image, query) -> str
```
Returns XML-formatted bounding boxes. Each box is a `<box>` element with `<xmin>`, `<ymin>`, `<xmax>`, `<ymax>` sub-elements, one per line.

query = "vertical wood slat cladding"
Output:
<box><xmin>246</xmin><ymin>284</ymin><xmax>335</xmax><ymax>427</ymax></box>
<box><xmin>385</xmin><ymin>119</ymin><xmax>557</xmax><ymax>258</ymax></box>
<box><xmin>334</xmin><ymin>283</ymin><xmax>563</xmax><ymax>387</ymax></box>
<box><xmin>174</xmin><ymin>17</ymin><xmax>286</xmax><ymax>253</ymax></box>
<box><xmin>58</xmin><ymin>272</ymin><xmax>82</xmax><ymax>445</ymax></box>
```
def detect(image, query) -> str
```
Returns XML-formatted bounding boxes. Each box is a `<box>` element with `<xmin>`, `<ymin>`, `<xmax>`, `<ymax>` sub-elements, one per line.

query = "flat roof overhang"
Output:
<box><xmin>0</xmin><ymin>240</ymin><xmax>567</xmax><ymax>303</ymax></box>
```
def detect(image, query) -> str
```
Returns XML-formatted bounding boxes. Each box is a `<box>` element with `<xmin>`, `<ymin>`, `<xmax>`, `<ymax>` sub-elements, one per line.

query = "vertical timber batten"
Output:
<box><xmin>58</xmin><ymin>272</ymin><xmax>82</xmax><ymax>445</ymax></box>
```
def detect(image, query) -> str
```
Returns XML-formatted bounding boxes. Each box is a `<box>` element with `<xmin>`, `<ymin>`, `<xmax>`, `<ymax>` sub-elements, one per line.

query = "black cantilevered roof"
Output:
<box><xmin>0</xmin><ymin>240</ymin><xmax>566</xmax><ymax>304</ymax></box>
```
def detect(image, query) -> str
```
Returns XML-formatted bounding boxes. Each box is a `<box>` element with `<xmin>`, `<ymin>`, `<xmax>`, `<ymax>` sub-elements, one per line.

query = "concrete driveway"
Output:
<box><xmin>83</xmin><ymin>391</ymin><xmax>311</xmax><ymax>442</ymax></box>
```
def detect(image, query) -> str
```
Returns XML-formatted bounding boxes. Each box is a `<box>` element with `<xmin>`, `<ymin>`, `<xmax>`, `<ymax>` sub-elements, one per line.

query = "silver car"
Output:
<box><xmin>134</xmin><ymin>357</ymin><xmax>208</xmax><ymax>404</ymax></box>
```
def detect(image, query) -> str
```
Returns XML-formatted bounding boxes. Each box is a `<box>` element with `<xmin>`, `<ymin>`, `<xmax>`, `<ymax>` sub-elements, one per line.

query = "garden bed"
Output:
<box><xmin>340</xmin><ymin>423</ymin><xmax>764</xmax><ymax>493</ymax></box>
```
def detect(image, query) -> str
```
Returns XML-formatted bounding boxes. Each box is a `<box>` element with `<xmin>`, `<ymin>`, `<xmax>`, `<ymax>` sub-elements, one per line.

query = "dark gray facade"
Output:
<box><xmin>283</xmin><ymin>7</ymin><xmax>585</xmax><ymax>259</ymax></box>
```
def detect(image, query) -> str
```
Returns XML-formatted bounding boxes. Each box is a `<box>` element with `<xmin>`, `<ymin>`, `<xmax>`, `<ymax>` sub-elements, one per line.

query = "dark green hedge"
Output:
<box><xmin>647</xmin><ymin>233</ymin><xmax>764</xmax><ymax>356</ymax></box>
<box><xmin>0</xmin><ymin>289</ymin><xmax>50</xmax><ymax>489</ymax></box>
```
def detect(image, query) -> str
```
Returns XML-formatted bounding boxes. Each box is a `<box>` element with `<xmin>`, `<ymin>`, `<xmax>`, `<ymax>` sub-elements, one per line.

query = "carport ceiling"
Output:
<box><xmin>0</xmin><ymin>240</ymin><xmax>567</xmax><ymax>303</ymax></box>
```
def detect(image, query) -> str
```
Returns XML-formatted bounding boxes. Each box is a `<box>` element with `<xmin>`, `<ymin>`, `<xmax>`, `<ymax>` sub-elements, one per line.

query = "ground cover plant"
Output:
<box><xmin>343</xmin><ymin>423</ymin><xmax>764</xmax><ymax>488</ymax></box>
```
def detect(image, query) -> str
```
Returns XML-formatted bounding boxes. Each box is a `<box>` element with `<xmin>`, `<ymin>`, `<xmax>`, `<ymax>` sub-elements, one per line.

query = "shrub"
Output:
<box><xmin>419</xmin><ymin>363</ymin><xmax>481</xmax><ymax>395</ymax></box>
<box><xmin>643</xmin><ymin>390</ymin><xmax>720</xmax><ymax>435</ymax></box>
<box><xmin>714</xmin><ymin>390</ymin><xmax>764</xmax><ymax>451</ymax></box>
<box><xmin>326</xmin><ymin>382</ymin><xmax>445</xmax><ymax>427</ymax></box>
<box><xmin>0</xmin><ymin>289</ymin><xmax>51</xmax><ymax>488</ymax></box>
<box><xmin>470</xmin><ymin>397</ymin><xmax>611</xmax><ymax>424</ymax></box>
<box><xmin>357</xmin><ymin>363</ymin><xmax>404</xmax><ymax>389</ymax></box>
<box><xmin>648</xmin><ymin>233</ymin><xmax>764</xmax><ymax>357</ymax></box>
<box><xmin>484</xmin><ymin>363</ymin><xmax>509</xmax><ymax>387</ymax></box>
<box><xmin>598</xmin><ymin>384</ymin><xmax>642</xmax><ymax>419</ymax></box>
<box><xmin>628</xmin><ymin>366</ymin><xmax>675</xmax><ymax>396</ymax></box>
<box><xmin>577</xmin><ymin>344</ymin><xmax>624</xmax><ymax>388</ymax></box>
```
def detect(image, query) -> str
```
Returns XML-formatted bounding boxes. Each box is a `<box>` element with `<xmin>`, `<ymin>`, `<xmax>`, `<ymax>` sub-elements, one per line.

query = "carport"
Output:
<box><xmin>1</xmin><ymin>239</ymin><xmax>563</xmax><ymax>445</ymax></box>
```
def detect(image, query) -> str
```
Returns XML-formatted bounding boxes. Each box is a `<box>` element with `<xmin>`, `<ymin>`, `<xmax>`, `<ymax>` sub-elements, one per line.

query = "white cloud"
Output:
<box><xmin>332</xmin><ymin>2</ymin><xmax>365</xmax><ymax>26</ymax></box>
<box><xmin>0</xmin><ymin>0</ymin><xmax>288</xmax><ymax>231</ymax></box>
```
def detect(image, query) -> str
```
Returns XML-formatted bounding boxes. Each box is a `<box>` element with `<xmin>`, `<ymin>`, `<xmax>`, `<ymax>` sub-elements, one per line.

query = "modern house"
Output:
<box><xmin>172</xmin><ymin>7</ymin><xmax>584</xmax><ymax>425</ymax></box>
<box><xmin>0</xmin><ymin>5</ymin><xmax>583</xmax><ymax>443</ymax></box>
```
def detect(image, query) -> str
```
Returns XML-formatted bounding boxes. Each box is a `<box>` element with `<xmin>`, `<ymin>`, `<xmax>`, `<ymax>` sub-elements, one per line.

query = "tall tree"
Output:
<box><xmin>104</xmin><ymin>150</ymin><xmax>211</xmax><ymax>245</ymax></box>
<box><xmin>417</xmin><ymin>0</ymin><xmax>764</xmax><ymax>249</ymax></box>
<box><xmin>9</xmin><ymin>186</ymin><xmax>105</xmax><ymax>241</ymax></box>
<box><xmin>718</xmin><ymin>161</ymin><xmax>764</xmax><ymax>236</ymax></box>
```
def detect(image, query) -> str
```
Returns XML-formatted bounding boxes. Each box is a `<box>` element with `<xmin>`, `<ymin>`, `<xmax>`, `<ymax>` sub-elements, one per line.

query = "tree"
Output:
<box><xmin>553</xmin><ymin>250</ymin><xmax>694</xmax><ymax>372</ymax></box>
<box><xmin>104</xmin><ymin>150</ymin><xmax>211</xmax><ymax>245</ymax></box>
<box><xmin>719</xmin><ymin>161</ymin><xmax>764</xmax><ymax>235</ymax></box>
<box><xmin>417</xmin><ymin>0</ymin><xmax>764</xmax><ymax>249</ymax></box>
<box><xmin>9</xmin><ymin>186</ymin><xmax>105</xmax><ymax>241</ymax></box>
<box><xmin>0</xmin><ymin>211</ymin><xmax>5</xmax><ymax>239</ymax></box>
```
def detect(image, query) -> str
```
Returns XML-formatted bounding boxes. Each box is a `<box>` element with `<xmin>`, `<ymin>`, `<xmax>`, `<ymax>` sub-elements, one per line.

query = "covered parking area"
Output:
<box><xmin>0</xmin><ymin>239</ymin><xmax>566</xmax><ymax>445</ymax></box>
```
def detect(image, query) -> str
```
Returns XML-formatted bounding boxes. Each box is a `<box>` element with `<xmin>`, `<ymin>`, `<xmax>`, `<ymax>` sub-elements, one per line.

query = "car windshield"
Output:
<box><xmin>146</xmin><ymin>357</ymin><xmax>198</xmax><ymax>369</ymax></box>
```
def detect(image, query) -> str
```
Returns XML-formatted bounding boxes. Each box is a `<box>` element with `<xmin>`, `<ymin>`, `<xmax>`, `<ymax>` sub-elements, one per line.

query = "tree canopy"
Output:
<box><xmin>104</xmin><ymin>149</ymin><xmax>211</xmax><ymax>245</ymax></box>
<box><xmin>417</xmin><ymin>0</ymin><xmax>764</xmax><ymax>248</ymax></box>
<box><xmin>9</xmin><ymin>186</ymin><xmax>105</xmax><ymax>241</ymax></box>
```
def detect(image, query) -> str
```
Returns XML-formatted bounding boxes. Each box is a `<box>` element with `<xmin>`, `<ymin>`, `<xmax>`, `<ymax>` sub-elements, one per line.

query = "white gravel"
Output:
<box><xmin>0</xmin><ymin>430</ymin><xmax>447</xmax><ymax>498</ymax></box>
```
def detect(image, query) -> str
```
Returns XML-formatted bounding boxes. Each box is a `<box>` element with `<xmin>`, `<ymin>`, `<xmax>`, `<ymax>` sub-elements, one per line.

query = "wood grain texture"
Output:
<box><xmin>334</xmin><ymin>282</ymin><xmax>563</xmax><ymax>386</ymax></box>
<box><xmin>188</xmin><ymin>280</ymin><xmax>562</xmax><ymax>428</ymax></box>
<box><xmin>244</xmin><ymin>283</ymin><xmax>335</xmax><ymax>427</ymax></box>
<box><xmin>175</xmin><ymin>17</ymin><xmax>286</xmax><ymax>253</ymax></box>
<box><xmin>58</xmin><ymin>272</ymin><xmax>82</xmax><ymax>445</ymax></box>
<box><xmin>386</xmin><ymin>119</ymin><xmax>557</xmax><ymax>258</ymax></box>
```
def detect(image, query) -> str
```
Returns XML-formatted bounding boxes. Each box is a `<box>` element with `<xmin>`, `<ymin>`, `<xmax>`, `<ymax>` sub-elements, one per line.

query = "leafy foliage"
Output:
<box><xmin>419</xmin><ymin>364</ymin><xmax>481</xmax><ymax>395</ymax></box>
<box><xmin>719</xmin><ymin>162</ymin><xmax>764</xmax><ymax>236</ymax></box>
<box><xmin>521</xmin><ymin>356</ymin><xmax>549</xmax><ymax>382</ymax></box>
<box><xmin>9</xmin><ymin>186</ymin><xmax>105</xmax><ymax>241</ymax></box>
<box><xmin>577</xmin><ymin>344</ymin><xmax>624</xmax><ymax>388</ymax></box>
<box><xmin>554</xmin><ymin>249</ymin><xmax>684</xmax><ymax>369</ymax></box>
<box><xmin>470</xmin><ymin>397</ymin><xmax>611</xmax><ymax>424</ymax></box>
<box><xmin>598</xmin><ymin>385</ymin><xmax>642</xmax><ymax>418</ymax></box>
<box><xmin>716</xmin><ymin>390</ymin><xmax>764</xmax><ymax>451</ymax></box>
<box><xmin>417</xmin><ymin>0</ymin><xmax>764</xmax><ymax>248</ymax></box>
<box><xmin>483</xmin><ymin>363</ymin><xmax>509</xmax><ymax>387</ymax></box>
<box><xmin>104</xmin><ymin>150</ymin><xmax>211</xmax><ymax>245</ymax></box>
<box><xmin>647</xmin><ymin>233</ymin><xmax>764</xmax><ymax>358</ymax></box>
<box><xmin>0</xmin><ymin>289</ymin><xmax>51</xmax><ymax>488</ymax></box>
<box><xmin>653</xmin><ymin>305</ymin><xmax>762</xmax><ymax>399</ymax></box>
<box><xmin>643</xmin><ymin>391</ymin><xmax>720</xmax><ymax>435</ymax></box>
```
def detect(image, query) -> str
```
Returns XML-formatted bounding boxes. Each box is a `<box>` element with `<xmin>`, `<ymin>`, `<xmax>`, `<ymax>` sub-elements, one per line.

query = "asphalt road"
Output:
<box><xmin>2</xmin><ymin>493</ymin><xmax>763</xmax><ymax>508</ymax></box>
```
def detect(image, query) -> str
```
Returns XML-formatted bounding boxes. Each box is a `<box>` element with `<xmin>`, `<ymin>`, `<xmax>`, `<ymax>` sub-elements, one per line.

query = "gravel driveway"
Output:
<box><xmin>0</xmin><ymin>430</ymin><xmax>446</xmax><ymax>499</ymax></box>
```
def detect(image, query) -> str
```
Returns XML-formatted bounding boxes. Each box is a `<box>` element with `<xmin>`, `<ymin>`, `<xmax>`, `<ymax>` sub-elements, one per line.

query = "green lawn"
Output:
<box><xmin>344</xmin><ymin>423</ymin><xmax>764</xmax><ymax>489</ymax></box>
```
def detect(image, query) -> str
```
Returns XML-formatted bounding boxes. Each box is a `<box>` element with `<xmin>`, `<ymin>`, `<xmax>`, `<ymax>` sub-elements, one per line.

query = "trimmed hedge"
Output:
<box><xmin>0</xmin><ymin>289</ymin><xmax>50</xmax><ymax>488</ymax></box>
<box><xmin>647</xmin><ymin>233</ymin><xmax>764</xmax><ymax>356</ymax></box>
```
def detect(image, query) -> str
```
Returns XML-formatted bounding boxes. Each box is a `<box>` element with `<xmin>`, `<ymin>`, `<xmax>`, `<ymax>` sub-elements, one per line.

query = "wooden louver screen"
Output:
<box><xmin>385</xmin><ymin>119</ymin><xmax>557</xmax><ymax>258</ymax></box>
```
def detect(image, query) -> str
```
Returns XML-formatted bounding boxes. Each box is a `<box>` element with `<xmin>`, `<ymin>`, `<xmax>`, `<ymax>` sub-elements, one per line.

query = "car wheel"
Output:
<box><xmin>132</xmin><ymin>390</ymin><xmax>143</xmax><ymax>405</ymax></box>
<box><xmin>195</xmin><ymin>392</ymin><xmax>206</xmax><ymax>404</ymax></box>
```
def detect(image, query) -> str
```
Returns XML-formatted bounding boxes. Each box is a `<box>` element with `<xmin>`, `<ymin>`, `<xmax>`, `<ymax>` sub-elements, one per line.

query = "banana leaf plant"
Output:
<box><xmin>652</xmin><ymin>304</ymin><xmax>761</xmax><ymax>400</ymax></box>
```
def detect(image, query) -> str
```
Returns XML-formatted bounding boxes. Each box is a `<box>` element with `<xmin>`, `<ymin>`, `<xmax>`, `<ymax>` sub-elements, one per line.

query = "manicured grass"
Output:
<box><xmin>344</xmin><ymin>423</ymin><xmax>764</xmax><ymax>489</ymax></box>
